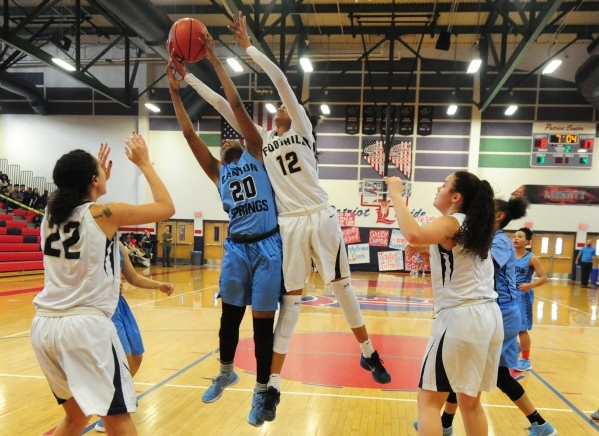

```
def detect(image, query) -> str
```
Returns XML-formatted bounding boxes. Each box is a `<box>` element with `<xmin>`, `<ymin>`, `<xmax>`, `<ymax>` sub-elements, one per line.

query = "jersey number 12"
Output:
<box><xmin>276</xmin><ymin>151</ymin><xmax>302</xmax><ymax>176</ymax></box>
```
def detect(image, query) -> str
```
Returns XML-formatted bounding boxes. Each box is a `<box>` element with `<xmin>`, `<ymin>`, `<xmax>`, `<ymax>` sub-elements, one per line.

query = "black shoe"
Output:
<box><xmin>360</xmin><ymin>350</ymin><xmax>391</xmax><ymax>384</ymax></box>
<box><xmin>257</xmin><ymin>386</ymin><xmax>280</xmax><ymax>422</ymax></box>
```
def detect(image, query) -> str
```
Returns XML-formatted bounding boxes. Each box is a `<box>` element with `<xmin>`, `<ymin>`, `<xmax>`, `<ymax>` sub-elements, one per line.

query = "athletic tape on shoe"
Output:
<box><xmin>333</xmin><ymin>284</ymin><xmax>364</xmax><ymax>328</ymax></box>
<box><xmin>273</xmin><ymin>303</ymin><xmax>300</xmax><ymax>353</ymax></box>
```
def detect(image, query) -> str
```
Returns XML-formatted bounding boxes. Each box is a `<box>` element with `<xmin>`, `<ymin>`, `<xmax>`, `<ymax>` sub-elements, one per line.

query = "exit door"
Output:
<box><xmin>203</xmin><ymin>221</ymin><xmax>229</xmax><ymax>264</ymax></box>
<box><xmin>531</xmin><ymin>232</ymin><xmax>575</xmax><ymax>279</ymax></box>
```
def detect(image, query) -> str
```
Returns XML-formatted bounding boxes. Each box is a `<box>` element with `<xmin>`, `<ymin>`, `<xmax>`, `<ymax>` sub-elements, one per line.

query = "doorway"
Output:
<box><xmin>531</xmin><ymin>232</ymin><xmax>575</xmax><ymax>279</ymax></box>
<box><xmin>203</xmin><ymin>221</ymin><xmax>229</xmax><ymax>264</ymax></box>
<box><xmin>157</xmin><ymin>220</ymin><xmax>194</xmax><ymax>265</ymax></box>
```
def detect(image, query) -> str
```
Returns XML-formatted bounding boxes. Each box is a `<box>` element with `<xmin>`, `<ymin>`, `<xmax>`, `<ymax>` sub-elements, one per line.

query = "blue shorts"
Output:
<box><xmin>219</xmin><ymin>233</ymin><xmax>283</xmax><ymax>312</ymax></box>
<box><xmin>112</xmin><ymin>294</ymin><xmax>144</xmax><ymax>356</ymax></box>
<box><xmin>518</xmin><ymin>289</ymin><xmax>534</xmax><ymax>331</ymax></box>
<box><xmin>499</xmin><ymin>302</ymin><xmax>521</xmax><ymax>368</ymax></box>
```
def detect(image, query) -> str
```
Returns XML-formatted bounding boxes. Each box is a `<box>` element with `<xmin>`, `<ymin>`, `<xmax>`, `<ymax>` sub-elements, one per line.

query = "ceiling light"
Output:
<box><xmin>265</xmin><ymin>103</ymin><xmax>276</xmax><ymax>113</ymax></box>
<box><xmin>542</xmin><ymin>59</ymin><xmax>562</xmax><ymax>75</ymax></box>
<box><xmin>52</xmin><ymin>58</ymin><xmax>76</xmax><ymax>72</ymax></box>
<box><xmin>447</xmin><ymin>105</ymin><xmax>457</xmax><ymax>115</ymax></box>
<box><xmin>144</xmin><ymin>103</ymin><xmax>161</xmax><ymax>113</ymax></box>
<box><xmin>320</xmin><ymin>104</ymin><xmax>330</xmax><ymax>115</ymax></box>
<box><xmin>505</xmin><ymin>105</ymin><xmax>518</xmax><ymax>115</ymax></box>
<box><xmin>467</xmin><ymin>59</ymin><xmax>482</xmax><ymax>74</ymax></box>
<box><xmin>226</xmin><ymin>58</ymin><xmax>243</xmax><ymax>73</ymax></box>
<box><xmin>299</xmin><ymin>57</ymin><xmax>313</xmax><ymax>72</ymax></box>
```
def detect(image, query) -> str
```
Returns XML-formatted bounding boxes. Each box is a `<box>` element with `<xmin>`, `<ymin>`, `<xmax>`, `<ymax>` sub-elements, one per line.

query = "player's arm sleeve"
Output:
<box><xmin>246</xmin><ymin>46</ymin><xmax>313</xmax><ymax>138</ymax></box>
<box><xmin>184</xmin><ymin>73</ymin><xmax>242</xmax><ymax>134</ymax></box>
<box><xmin>491</xmin><ymin>236</ymin><xmax>510</xmax><ymax>269</ymax></box>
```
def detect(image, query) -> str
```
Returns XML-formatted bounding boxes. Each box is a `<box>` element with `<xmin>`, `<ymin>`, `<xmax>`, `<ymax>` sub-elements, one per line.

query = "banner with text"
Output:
<box><xmin>378</xmin><ymin>250</ymin><xmax>404</xmax><ymax>271</ymax></box>
<box><xmin>512</xmin><ymin>185</ymin><xmax>599</xmax><ymax>205</ymax></box>
<box><xmin>369</xmin><ymin>229</ymin><xmax>390</xmax><ymax>247</ymax></box>
<box><xmin>348</xmin><ymin>243</ymin><xmax>370</xmax><ymax>264</ymax></box>
<box><xmin>345</xmin><ymin>105</ymin><xmax>359</xmax><ymax>135</ymax></box>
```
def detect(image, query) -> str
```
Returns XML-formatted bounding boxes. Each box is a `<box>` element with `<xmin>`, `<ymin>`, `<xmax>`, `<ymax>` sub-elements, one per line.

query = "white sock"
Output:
<box><xmin>268</xmin><ymin>374</ymin><xmax>281</xmax><ymax>392</ymax></box>
<box><xmin>360</xmin><ymin>338</ymin><xmax>374</xmax><ymax>359</ymax></box>
<box><xmin>255</xmin><ymin>382</ymin><xmax>267</xmax><ymax>393</ymax></box>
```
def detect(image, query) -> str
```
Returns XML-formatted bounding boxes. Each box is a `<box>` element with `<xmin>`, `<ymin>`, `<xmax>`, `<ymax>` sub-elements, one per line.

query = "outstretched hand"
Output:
<box><xmin>384</xmin><ymin>176</ymin><xmax>404</xmax><ymax>196</ymax></box>
<box><xmin>124</xmin><ymin>132</ymin><xmax>150</xmax><ymax>167</ymax></box>
<box><xmin>166</xmin><ymin>60</ymin><xmax>185</xmax><ymax>91</ymax></box>
<box><xmin>98</xmin><ymin>143</ymin><xmax>112</xmax><ymax>181</ymax></box>
<box><xmin>228</xmin><ymin>11</ymin><xmax>251</xmax><ymax>50</ymax></box>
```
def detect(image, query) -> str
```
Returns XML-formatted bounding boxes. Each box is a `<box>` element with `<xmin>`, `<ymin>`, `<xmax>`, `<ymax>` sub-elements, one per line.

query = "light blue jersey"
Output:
<box><xmin>219</xmin><ymin>151</ymin><xmax>278</xmax><ymax>236</ymax></box>
<box><xmin>492</xmin><ymin>230</ymin><xmax>519</xmax><ymax>308</ymax></box>
<box><xmin>516</xmin><ymin>251</ymin><xmax>535</xmax><ymax>331</ymax></box>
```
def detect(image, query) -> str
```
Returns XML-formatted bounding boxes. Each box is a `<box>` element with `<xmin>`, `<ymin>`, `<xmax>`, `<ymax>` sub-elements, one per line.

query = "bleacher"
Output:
<box><xmin>0</xmin><ymin>158</ymin><xmax>55</xmax><ymax>275</ymax></box>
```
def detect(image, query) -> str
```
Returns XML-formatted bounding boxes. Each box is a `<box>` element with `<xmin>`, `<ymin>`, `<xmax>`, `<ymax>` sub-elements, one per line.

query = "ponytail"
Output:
<box><xmin>47</xmin><ymin>149</ymin><xmax>98</xmax><ymax>227</ymax></box>
<box><xmin>451</xmin><ymin>171</ymin><xmax>495</xmax><ymax>259</ymax></box>
<box><xmin>304</xmin><ymin>107</ymin><xmax>323</xmax><ymax>160</ymax></box>
<box><xmin>495</xmin><ymin>196</ymin><xmax>529</xmax><ymax>230</ymax></box>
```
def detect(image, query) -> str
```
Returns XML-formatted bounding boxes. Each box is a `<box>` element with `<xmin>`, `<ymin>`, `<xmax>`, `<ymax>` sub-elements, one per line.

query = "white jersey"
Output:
<box><xmin>257</xmin><ymin>125</ymin><xmax>328</xmax><ymax>214</ymax></box>
<box><xmin>33</xmin><ymin>203</ymin><xmax>120</xmax><ymax>317</ymax></box>
<box><xmin>429</xmin><ymin>213</ymin><xmax>497</xmax><ymax>313</ymax></box>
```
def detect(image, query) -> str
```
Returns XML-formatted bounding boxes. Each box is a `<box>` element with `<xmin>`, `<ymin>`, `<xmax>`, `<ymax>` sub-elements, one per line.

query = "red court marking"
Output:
<box><xmin>43</xmin><ymin>428</ymin><xmax>56</xmax><ymax>435</ymax></box>
<box><xmin>0</xmin><ymin>286</ymin><xmax>43</xmax><ymax>297</ymax></box>
<box><xmin>235</xmin><ymin>333</ymin><xmax>428</xmax><ymax>390</ymax></box>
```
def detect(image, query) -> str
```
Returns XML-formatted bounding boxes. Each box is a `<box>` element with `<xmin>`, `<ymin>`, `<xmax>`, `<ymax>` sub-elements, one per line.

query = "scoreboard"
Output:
<box><xmin>531</xmin><ymin>122</ymin><xmax>595</xmax><ymax>168</ymax></box>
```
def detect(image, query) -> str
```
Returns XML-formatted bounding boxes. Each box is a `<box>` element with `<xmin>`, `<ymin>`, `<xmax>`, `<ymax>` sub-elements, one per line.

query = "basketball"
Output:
<box><xmin>168</xmin><ymin>18</ymin><xmax>208</xmax><ymax>63</ymax></box>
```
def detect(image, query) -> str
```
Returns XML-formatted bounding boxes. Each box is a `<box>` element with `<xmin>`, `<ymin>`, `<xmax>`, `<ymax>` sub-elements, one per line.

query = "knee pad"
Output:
<box><xmin>273</xmin><ymin>296</ymin><xmax>301</xmax><ymax>354</ymax></box>
<box><xmin>496</xmin><ymin>366</ymin><xmax>525</xmax><ymax>402</ymax></box>
<box><xmin>331</xmin><ymin>278</ymin><xmax>364</xmax><ymax>329</ymax></box>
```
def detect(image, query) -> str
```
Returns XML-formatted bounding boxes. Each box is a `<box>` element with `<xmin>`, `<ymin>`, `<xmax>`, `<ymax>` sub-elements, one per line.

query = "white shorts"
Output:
<box><xmin>419</xmin><ymin>301</ymin><xmax>504</xmax><ymax>397</ymax></box>
<box><xmin>31</xmin><ymin>314</ymin><xmax>137</xmax><ymax>417</ymax></box>
<box><xmin>278</xmin><ymin>206</ymin><xmax>350</xmax><ymax>291</ymax></box>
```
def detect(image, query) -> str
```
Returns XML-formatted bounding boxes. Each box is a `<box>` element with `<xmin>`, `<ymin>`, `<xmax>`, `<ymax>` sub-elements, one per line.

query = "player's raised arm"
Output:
<box><xmin>167</xmin><ymin>60</ymin><xmax>220</xmax><ymax>185</ymax></box>
<box><xmin>229</xmin><ymin>12</ymin><xmax>313</xmax><ymax>139</ymax></box>
<box><xmin>203</xmin><ymin>30</ymin><xmax>263</xmax><ymax>160</ymax></box>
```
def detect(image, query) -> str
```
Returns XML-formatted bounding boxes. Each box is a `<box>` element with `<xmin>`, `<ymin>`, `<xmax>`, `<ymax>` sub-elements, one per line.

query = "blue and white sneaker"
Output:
<box><xmin>526</xmin><ymin>422</ymin><xmax>557</xmax><ymax>436</ymax></box>
<box><xmin>413</xmin><ymin>420</ymin><xmax>453</xmax><ymax>435</ymax></box>
<box><xmin>515</xmin><ymin>358</ymin><xmax>533</xmax><ymax>371</ymax></box>
<box><xmin>247</xmin><ymin>390</ymin><xmax>266</xmax><ymax>427</ymax></box>
<box><xmin>202</xmin><ymin>371</ymin><xmax>239</xmax><ymax>403</ymax></box>
<box><xmin>94</xmin><ymin>418</ymin><xmax>105</xmax><ymax>432</ymax></box>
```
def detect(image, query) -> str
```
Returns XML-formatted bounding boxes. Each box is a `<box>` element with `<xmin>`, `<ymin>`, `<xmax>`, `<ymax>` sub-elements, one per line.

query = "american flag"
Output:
<box><xmin>390</xmin><ymin>141</ymin><xmax>412</xmax><ymax>179</ymax></box>
<box><xmin>362</xmin><ymin>139</ymin><xmax>386</xmax><ymax>177</ymax></box>
<box><xmin>221</xmin><ymin>102</ymin><xmax>254</xmax><ymax>141</ymax></box>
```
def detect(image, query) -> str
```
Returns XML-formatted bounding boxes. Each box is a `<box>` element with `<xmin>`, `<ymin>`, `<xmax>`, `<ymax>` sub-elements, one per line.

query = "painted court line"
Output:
<box><xmin>0</xmin><ymin>330</ymin><xmax>30</xmax><ymax>339</ymax></box>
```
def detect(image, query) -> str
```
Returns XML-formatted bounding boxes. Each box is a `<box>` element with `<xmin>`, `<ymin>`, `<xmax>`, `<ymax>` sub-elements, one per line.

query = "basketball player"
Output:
<box><xmin>386</xmin><ymin>172</ymin><xmax>503</xmax><ymax>436</ymax></box>
<box><xmin>31</xmin><ymin>135</ymin><xmax>175</xmax><ymax>436</ymax></box>
<box><xmin>167</xmin><ymin>38</ymin><xmax>282</xmax><ymax>427</ymax></box>
<box><xmin>180</xmin><ymin>15</ymin><xmax>388</xmax><ymax>422</ymax></box>
<box><xmin>94</xmin><ymin>241</ymin><xmax>174</xmax><ymax>432</ymax></box>
<box><xmin>413</xmin><ymin>198</ymin><xmax>557</xmax><ymax>436</ymax></box>
<box><xmin>513</xmin><ymin>228</ymin><xmax>547</xmax><ymax>372</ymax></box>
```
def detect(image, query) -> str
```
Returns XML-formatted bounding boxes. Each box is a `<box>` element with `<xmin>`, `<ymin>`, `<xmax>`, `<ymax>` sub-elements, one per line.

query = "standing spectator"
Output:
<box><xmin>576</xmin><ymin>239</ymin><xmax>596</xmax><ymax>288</ymax></box>
<box><xmin>162</xmin><ymin>225</ymin><xmax>173</xmax><ymax>267</ymax></box>
<box><xmin>140</xmin><ymin>230</ymin><xmax>154</xmax><ymax>261</ymax></box>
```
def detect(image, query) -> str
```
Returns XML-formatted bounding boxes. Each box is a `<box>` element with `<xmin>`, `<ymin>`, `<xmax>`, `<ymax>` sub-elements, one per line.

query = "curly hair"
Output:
<box><xmin>304</xmin><ymin>106</ymin><xmax>323</xmax><ymax>160</ymax></box>
<box><xmin>495</xmin><ymin>196</ymin><xmax>529</xmax><ymax>230</ymax></box>
<box><xmin>517</xmin><ymin>227</ymin><xmax>533</xmax><ymax>241</ymax></box>
<box><xmin>451</xmin><ymin>171</ymin><xmax>496</xmax><ymax>259</ymax></box>
<box><xmin>47</xmin><ymin>150</ymin><xmax>98</xmax><ymax>227</ymax></box>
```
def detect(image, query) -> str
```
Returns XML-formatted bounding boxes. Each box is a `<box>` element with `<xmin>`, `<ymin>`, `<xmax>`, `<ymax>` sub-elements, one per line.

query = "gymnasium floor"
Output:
<box><xmin>1</xmin><ymin>266</ymin><xmax>599</xmax><ymax>435</ymax></box>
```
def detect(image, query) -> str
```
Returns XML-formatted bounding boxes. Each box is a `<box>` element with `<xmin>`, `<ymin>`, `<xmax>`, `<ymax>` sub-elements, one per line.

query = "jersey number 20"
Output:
<box><xmin>44</xmin><ymin>222</ymin><xmax>81</xmax><ymax>259</ymax></box>
<box><xmin>230</xmin><ymin>176</ymin><xmax>257</xmax><ymax>203</ymax></box>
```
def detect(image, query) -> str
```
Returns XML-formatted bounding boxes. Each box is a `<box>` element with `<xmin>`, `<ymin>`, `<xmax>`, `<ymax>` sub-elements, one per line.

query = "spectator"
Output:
<box><xmin>12</xmin><ymin>185</ymin><xmax>23</xmax><ymax>207</ymax></box>
<box><xmin>0</xmin><ymin>173</ymin><xmax>9</xmax><ymax>188</ymax></box>
<box><xmin>22</xmin><ymin>186</ymin><xmax>32</xmax><ymax>207</ymax></box>
<box><xmin>29</xmin><ymin>188</ymin><xmax>40</xmax><ymax>208</ymax></box>
<box><xmin>140</xmin><ymin>230</ymin><xmax>154</xmax><ymax>261</ymax></box>
<box><xmin>35</xmin><ymin>190</ymin><xmax>48</xmax><ymax>210</ymax></box>
<box><xmin>576</xmin><ymin>239</ymin><xmax>597</xmax><ymax>288</ymax></box>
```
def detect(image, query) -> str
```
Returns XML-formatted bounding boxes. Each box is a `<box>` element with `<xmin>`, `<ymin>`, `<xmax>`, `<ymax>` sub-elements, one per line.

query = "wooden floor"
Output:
<box><xmin>1</xmin><ymin>266</ymin><xmax>599</xmax><ymax>435</ymax></box>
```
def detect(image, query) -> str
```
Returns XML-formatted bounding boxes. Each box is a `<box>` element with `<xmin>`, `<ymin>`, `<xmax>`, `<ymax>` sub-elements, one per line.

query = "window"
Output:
<box><xmin>554</xmin><ymin>237</ymin><xmax>563</xmax><ymax>255</ymax></box>
<box><xmin>540</xmin><ymin>237</ymin><xmax>549</xmax><ymax>254</ymax></box>
<box><xmin>214</xmin><ymin>226</ymin><xmax>220</xmax><ymax>242</ymax></box>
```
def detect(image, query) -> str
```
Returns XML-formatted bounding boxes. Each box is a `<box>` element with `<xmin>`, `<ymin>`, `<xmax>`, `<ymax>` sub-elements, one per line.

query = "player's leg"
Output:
<box><xmin>52</xmin><ymin>398</ymin><xmax>90</xmax><ymax>436</ymax></box>
<box><xmin>101</xmin><ymin>413</ymin><xmax>138</xmax><ymax>436</ymax></box>
<box><xmin>457</xmin><ymin>392</ymin><xmax>487</xmax><ymax>436</ymax></box>
<box><xmin>312</xmin><ymin>207</ymin><xmax>390</xmax><ymax>383</ymax></box>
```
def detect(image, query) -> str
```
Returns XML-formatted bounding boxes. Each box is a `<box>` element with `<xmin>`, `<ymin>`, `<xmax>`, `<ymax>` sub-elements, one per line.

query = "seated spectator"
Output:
<box><xmin>140</xmin><ymin>230</ymin><xmax>154</xmax><ymax>261</ymax></box>
<box><xmin>29</xmin><ymin>188</ymin><xmax>39</xmax><ymax>208</ymax></box>
<box><xmin>22</xmin><ymin>186</ymin><xmax>32</xmax><ymax>207</ymax></box>
<box><xmin>0</xmin><ymin>174</ymin><xmax>9</xmax><ymax>188</ymax></box>
<box><xmin>35</xmin><ymin>190</ymin><xmax>48</xmax><ymax>210</ymax></box>
<box><xmin>128</xmin><ymin>232</ymin><xmax>137</xmax><ymax>246</ymax></box>
<box><xmin>12</xmin><ymin>185</ymin><xmax>23</xmax><ymax>208</ymax></box>
<box><xmin>3</xmin><ymin>184</ymin><xmax>15</xmax><ymax>211</ymax></box>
